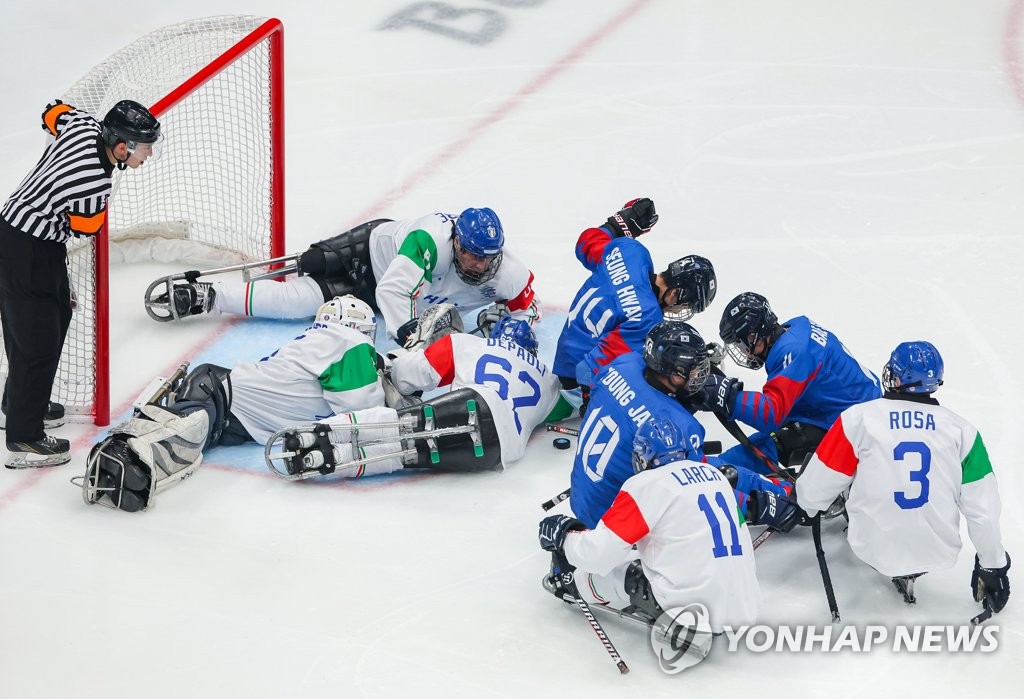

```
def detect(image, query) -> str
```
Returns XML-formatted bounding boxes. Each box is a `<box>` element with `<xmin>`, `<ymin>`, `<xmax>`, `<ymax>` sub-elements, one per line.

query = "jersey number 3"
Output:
<box><xmin>893</xmin><ymin>441</ymin><xmax>931</xmax><ymax>510</ymax></box>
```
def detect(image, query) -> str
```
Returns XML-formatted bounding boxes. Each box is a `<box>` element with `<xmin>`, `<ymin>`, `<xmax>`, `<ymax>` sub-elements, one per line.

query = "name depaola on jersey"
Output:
<box><xmin>599</xmin><ymin>366</ymin><xmax>652</xmax><ymax>426</ymax></box>
<box><xmin>485</xmin><ymin>338</ymin><xmax>547</xmax><ymax>374</ymax></box>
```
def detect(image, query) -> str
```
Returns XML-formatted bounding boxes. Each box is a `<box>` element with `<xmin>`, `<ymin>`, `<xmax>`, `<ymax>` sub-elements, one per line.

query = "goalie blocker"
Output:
<box><xmin>265</xmin><ymin>387</ymin><xmax>502</xmax><ymax>480</ymax></box>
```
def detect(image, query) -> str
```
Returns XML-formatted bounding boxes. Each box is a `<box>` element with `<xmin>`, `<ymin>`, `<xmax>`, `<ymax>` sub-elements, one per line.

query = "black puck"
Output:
<box><xmin>553</xmin><ymin>437</ymin><xmax>572</xmax><ymax>450</ymax></box>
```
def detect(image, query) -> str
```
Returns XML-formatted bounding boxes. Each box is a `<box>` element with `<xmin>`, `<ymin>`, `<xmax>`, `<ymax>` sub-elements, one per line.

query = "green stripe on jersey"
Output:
<box><xmin>543</xmin><ymin>394</ymin><xmax>575</xmax><ymax>422</ymax></box>
<box><xmin>319</xmin><ymin>343</ymin><xmax>379</xmax><ymax>393</ymax></box>
<box><xmin>961</xmin><ymin>431</ymin><xmax>994</xmax><ymax>484</ymax></box>
<box><xmin>397</xmin><ymin>229</ymin><xmax>439</xmax><ymax>281</ymax></box>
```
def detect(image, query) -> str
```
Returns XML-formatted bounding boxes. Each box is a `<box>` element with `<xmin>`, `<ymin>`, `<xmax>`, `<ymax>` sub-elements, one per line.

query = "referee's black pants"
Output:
<box><xmin>0</xmin><ymin>219</ymin><xmax>72</xmax><ymax>444</ymax></box>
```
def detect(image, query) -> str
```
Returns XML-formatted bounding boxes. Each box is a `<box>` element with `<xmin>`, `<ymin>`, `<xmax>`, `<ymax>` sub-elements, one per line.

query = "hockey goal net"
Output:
<box><xmin>0</xmin><ymin>16</ymin><xmax>285</xmax><ymax>426</ymax></box>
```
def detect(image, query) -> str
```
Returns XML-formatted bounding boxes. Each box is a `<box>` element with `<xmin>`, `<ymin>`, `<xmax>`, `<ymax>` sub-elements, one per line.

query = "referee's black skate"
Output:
<box><xmin>0</xmin><ymin>400</ymin><xmax>65</xmax><ymax>430</ymax></box>
<box><xmin>5</xmin><ymin>435</ymin><xmax>71</xmax><ymax>469</ymax></box>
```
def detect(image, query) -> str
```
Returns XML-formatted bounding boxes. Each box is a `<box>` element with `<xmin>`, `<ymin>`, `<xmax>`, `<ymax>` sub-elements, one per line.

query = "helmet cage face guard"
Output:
<box><xmin>724</xmin><ymin>337</ymin><xmax>764</xmax><ymax>370</ymax></box>
<box><xmin>452</xmin><ymin>237</ymin><xmax>502</xmax><ymax>286</ymax></box>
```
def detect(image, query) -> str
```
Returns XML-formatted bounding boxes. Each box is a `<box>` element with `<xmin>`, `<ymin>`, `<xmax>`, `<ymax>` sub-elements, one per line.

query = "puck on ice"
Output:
<box><xmin>553</xmin><ymin>437</ymin><xmax>572</xmax><ymax>450</ymax></box>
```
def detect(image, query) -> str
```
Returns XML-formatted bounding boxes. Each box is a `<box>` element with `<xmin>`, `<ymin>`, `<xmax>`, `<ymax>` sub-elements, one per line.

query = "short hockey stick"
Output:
<box><xmin>811</xmin><ymin>514</ymin><xmax>841</xmax><ymax>622</ymax></box>
<box><xmin>541</xmin><ymin>488</ymin><xmax>571</xmax><ymax>512</ymax></box>
<box><xmin>715</xmin><ymin>414</ymin><xmax>799</xmax><ymax>482</ymax></box>
<box><xmin>970</xmin><ymin>606</ymin><xmax>993</xmax><ymax>627</ymax></box>
<box><xmin>556</xmin><ymin>564</ymin><xmax>629</xmax><ymax>674</ymax></box>
<box><xmin>546</xmin><ymin>424</ymin><xmax>579</xmax><ymax>437</ymax></box>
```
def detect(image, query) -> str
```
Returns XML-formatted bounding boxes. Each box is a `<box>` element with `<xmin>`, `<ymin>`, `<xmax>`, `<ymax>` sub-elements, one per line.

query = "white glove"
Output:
<box><xmin>476</xmin><ymin>303</ymin><xmax>509</xmax><ymax>336</ymax></box>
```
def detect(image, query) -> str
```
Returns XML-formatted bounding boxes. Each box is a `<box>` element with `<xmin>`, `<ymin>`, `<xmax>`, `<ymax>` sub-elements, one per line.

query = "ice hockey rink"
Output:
<box><xmin>1</xmin><ymin>0</ymin><xmax>1023</xmax><ymax>696</ymax></box>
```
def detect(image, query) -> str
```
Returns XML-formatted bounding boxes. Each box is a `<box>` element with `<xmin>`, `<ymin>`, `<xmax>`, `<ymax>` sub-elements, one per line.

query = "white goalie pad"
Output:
<box><xmin>78</xmin><ymin>404</ymin><xmax>209</xmax><ymax>512</ymax></box>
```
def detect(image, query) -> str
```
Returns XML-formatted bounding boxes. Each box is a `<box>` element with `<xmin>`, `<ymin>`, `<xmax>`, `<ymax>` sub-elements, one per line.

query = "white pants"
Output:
<box><xmin>572</xmin><ymin>560</ymin><xmax>637</xmax><ymax>609</ymax></box>
<box><xmin>212</xmin><ymin>275</ymin><xmax>325</xmax><ymax>319</ymax></box>
<box><xmin>322</xmin><ymin>406</ymin><xmax>405</xmax><ymax>477</ymax></box>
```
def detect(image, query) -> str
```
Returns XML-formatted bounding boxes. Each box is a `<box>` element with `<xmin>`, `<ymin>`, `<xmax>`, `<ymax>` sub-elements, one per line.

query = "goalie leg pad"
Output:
<box><xmin>398</xmin><ymin>387</ymin><xmax>501</xmax><ymax>472</ymax></box>
<box><xmin>84</xmin><ymin>437</ymin><xmax>152</xmax><ymax>512</ymax></box>
<box><xmin>171</xmin><ymin>363</ymin><xmax>232</xmax><ymax>447</ymax></box>
<box><xmin>300</xmin><ymin>219</ymin><xmax>391</xmax><ymax>311</ymax></box>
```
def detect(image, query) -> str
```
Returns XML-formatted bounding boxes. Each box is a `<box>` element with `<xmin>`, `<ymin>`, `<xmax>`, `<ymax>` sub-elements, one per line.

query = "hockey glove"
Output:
<box><xmin>706</xmin><ymin>342</ymin><xmax>725</xmax><ymax>368</ymax></box>
<box><xmin>538</xmin><ymin>514</ymin><xmax>587</xmax><ymax>553</ymax></box>
<box><xmin>972</xmin><ymin>553</ymin><xmax>1011</xmax><ymax>613</ymax></box>
<box><xmin>396</xmin><ymin>318</ymin><xmax>419</xmax><ymax>349</ymax></box>
<box><xmin>747</xmin><ymin>490</ymin><xmax>803</xmax><ymax>533</ymax></box>
<box><xmin>476</xmin><ymin>302</ymin><xmax>509</xmax><ymax>336</ymax></box>
<box><xmin>606</xmin><ymin>197</ymin><xmax>658</xmax><ymax>239</ymax></box>
<box><xmin>694</xmin><ymin>373</ymin><xmax>742</xmax><ymax>419</ymax></box>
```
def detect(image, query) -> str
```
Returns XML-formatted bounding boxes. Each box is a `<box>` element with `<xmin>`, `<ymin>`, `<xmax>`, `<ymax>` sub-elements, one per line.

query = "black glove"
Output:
<box><xmin>972</xmin><ymin>553</ymin><xmax>1011</xmax><ymax>613</ymax></box>
<box><xmin>606</xmin><ymin>197</ymin><xmax>658</xmax><ymax>239</ymax></box>
<box><xmin>694</xmin><ymin>373</ymin><xmax>742</xmax><ymax>419</ymax></box>
<box><xmin>538</xmin><ymin>515</ymin><xmax>586</xmax><ymax>553</ymax></box>
<box><xmin>396</xmin><ymin>318</ymin><xmax>419</xmax><ymax>348</ymax></box>
<box><xmin>747</xmin><ymin>490</ymin><xmax>803</xmax><ymax>533</ymax></box>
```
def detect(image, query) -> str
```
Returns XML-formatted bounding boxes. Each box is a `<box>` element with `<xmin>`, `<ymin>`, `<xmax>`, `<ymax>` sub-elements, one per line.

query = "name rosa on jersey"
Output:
<box><xmin>605</xmin><ymin>247</ymin><xmax>643</xmax><ymax>324</ymax></box>
<box><xmin>599</xmin><ymin>365</ymin><xmax>652</xmax><ymax>426</ymax></box>
<box><xmin>889</xmin><ymin>409</ymin><xmax>937</xmax><ymax>431</ymax></box>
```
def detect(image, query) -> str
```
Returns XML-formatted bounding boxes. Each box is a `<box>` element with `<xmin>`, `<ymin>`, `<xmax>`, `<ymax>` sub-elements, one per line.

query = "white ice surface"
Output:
<box><xmin>1</xmin><ymin>1</ymin><xmax>1023</xmax><ymax>697</ymax></box>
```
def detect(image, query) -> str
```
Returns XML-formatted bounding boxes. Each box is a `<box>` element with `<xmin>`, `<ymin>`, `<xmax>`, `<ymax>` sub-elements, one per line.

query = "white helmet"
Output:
<box><xmin>316</xmin><ymin>295</ymin><xmax>377</xmax><ymax>340</ymax></box>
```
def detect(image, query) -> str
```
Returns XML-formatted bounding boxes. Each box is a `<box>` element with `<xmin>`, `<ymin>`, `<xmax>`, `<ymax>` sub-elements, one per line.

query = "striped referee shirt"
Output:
<box><xmin>1</xmin><ymin>100</ymin><xmax>115</xmax><ymax>244</ymax></box>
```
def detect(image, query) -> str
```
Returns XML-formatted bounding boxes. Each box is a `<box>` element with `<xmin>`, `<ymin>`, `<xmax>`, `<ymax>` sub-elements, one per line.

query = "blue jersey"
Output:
<box><xmin>728</xmin><ymin>316</ymin><xmax>881</xmax><ymax>431</ymax></box>
<box><xmin>553</xmin><ymin>228</ymin><xmax>663</xmax><ymax>386</ymax></box>
<box><xmin>569</xmin><ymin>352</ymin><xmax>706</xmax><ymax>528</ymax></box>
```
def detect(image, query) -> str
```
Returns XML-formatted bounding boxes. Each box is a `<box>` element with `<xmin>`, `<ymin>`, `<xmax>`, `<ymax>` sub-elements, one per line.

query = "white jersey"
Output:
<box><xmin>797</xmin><ymin>394</ymin><xmax>1006</xmax><ymax>577</ymax></box>
<box><xmin>368</xmin><ymin>213</ymin><xmax>539</xmax><ymax>340</ymax></box>
<box><xmin>230</xmin><ymin>323</ymin><xmax>385</xmax><ymax>443</ymax></box>
<box><xmin>389</xmin><ymin>333</ymin><xmax>571</xmax><ymax>465</ymax></box>
<box><xmin>563</xmin><ymin>459</ymin><xmax>760</xmax><ymax>632</ymax></box>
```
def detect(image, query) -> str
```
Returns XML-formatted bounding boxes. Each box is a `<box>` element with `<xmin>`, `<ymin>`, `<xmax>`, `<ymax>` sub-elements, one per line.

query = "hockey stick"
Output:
<box><xmin>556</xmin><ymin>564</ymin><xmax>629</xmax><ymax>674</ymax></box>
<box><xmin>970</xmin><ymin>607</ymin><xmax>993</xmax><ymax>627</ymax></box>
<box><xmin>547</xmin><ymin>424</ymin><xmax>579</xmax><ymax>437</ymax></box>
<box><xmin>810</xmin><ymin>514</ymin><xmax>841</xmax><ymax>622</ymax></box>
<box><xmin>715</xmin><ymin>414</ymin><xmax>799</xmax><ymax>482</ymax></box>
<box><xmin>541</xmin><ymin>488</ymin><xmax>571</xmax><ymax>512</ymax></box>
<box><xmin>751</xmin><ymin>527</ymin><xmax>773</xmax><ymax>550</ymax></box>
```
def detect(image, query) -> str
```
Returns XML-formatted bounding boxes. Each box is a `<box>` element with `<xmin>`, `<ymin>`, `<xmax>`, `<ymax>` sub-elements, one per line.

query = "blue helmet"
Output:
<box><xmin>883</xmin><ymin>341</ymin><xmax>944</xmax><ymax>394</ymax></box>
<box><xmin>632</xmin><ymin>417</ymin><xmax>690</xmax><ymax>474</ymax></box>
<box><xmin>453</xmin><ymin>208</ymin><xmax>504</xmax><ymax>285</ymax></box>
<box><xmin>490</xmin><ymin>316</ymin><xmax>538</xmax><ymax>355</ymax></box>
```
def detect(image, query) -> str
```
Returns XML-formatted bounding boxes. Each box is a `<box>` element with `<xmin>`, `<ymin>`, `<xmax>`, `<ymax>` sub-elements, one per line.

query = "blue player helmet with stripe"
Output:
<box><xmin>490</xmin><ymin>316</ymin><xmax>538</xmax><ymax>356</ymax></box>
<box><xmin>883</xmin><ymin>341</ymin><xmax>944</xmax><ymax>394</ymax></box>
<box><xmin>632</xmin><ymin>417</ymin><xmax>690</xmax><ymax>474</ymax></box>
<box><xmin>719</xmin><ymin>291</ymin><xmax>778</xmax><ymax>370</ymax></box>
<box><xmin>453</xmin><ymin>207</ymin><xmax>504</xmax><ymax>285</ymax></box>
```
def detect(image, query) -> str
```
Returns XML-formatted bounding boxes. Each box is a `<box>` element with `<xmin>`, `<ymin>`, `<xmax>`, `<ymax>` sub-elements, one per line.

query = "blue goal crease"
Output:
<box><xmin>105</xmin><ymin>311</ymin><xmax>569</xmax><ymax>477</ymax></box>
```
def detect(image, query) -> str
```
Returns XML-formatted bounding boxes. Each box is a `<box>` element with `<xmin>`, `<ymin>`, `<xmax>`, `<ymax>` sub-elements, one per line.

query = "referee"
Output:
<box><xmin>0</xmin><ymin>99</ymin><xmax>161</xmax><ymax>468</ymax></box>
